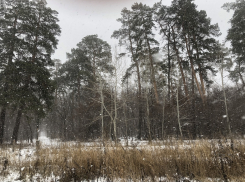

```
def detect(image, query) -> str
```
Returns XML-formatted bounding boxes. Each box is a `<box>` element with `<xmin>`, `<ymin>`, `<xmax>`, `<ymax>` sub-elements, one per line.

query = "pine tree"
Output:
<box><xmin>112</xmin><ymin>7</ymin><xmax>144</xmax><ymax>139</ymax></box>
<box><xmin>223</xmin><ymin>0</ymin><xmax>245</xmax><ymax>88</ymax></box>
<box><xmin>154</xmin><ymin>2</ymin><xmax>189</xmax><ymax>99</ymax></box>
<box><xmin>59</xmin><ymin>48</ymin><xmax>93</xmax><ymax>105</ymax></box>
<box><xmin>12</xmin><ymin>0</ymin><xmax>60</xmax><ymax>143</ymax></box>
<box><xmin>0</xmin><ymin>0</ymin><xmax>60</xmax><ymax>143</ymax></box>
<box><xmin>77</xmin><ymin>35</ymin><xmax>113</xmax><ymax>81</ymax></box>
<box><xmin>170</xmin><ymin>0</ymin><xmax>220</xmax><ymax>104</ymax></box>
<box><xmin>0</xmin><ymin>0</ymin><xmax>29</xmax><ymax>144</ymax></box>
<box><xmin>76</xmin><ymin>35</ymin><xmax>113</xmax><ymax>141</ymax></box>
<box><xmin>58</xmin><ymin>35</ymin><xmax>113</xmax><ymax>141</ymax></box>
<box><xmin>131</xmin><ymin>3</ymin><xmax>160</xmax><ymax>104</ymax></box>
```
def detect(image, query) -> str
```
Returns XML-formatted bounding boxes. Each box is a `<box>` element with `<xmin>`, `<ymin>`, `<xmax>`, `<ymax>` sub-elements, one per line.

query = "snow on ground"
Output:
<box><xmin>0</xmin><ymin>136</ymin><xmax>242</xmax><ymax>182</ymax></box>
<box><xmin>0</xmin><ymin>173</ymin><xmax>206</xmax><ymax>182</ymax></box>
<box><xmin>0</xmin><ymin>171</ymin><xmax>59</xmax><ymax>182</ymax></box>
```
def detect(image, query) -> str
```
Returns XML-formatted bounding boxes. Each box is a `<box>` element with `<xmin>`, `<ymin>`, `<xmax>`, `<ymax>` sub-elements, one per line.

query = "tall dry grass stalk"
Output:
<box><xmin>0</xmin><ymin>139</ymin><xmax>245</xmax><ymax>181</ymax></box>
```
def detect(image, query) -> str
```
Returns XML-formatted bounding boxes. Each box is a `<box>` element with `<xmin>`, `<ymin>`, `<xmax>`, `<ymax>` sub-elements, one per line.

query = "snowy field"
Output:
<box><xmin>0</xmin><ymin>135</ymin><xmax>244</xmax><ymax>182</ymax></box>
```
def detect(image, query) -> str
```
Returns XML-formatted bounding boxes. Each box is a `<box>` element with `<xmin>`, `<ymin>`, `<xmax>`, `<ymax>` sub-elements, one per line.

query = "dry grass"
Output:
<box><xmin>0</xmin><ymin>139</ymin><xmax>245</xmax><ymax>181</ymax></box>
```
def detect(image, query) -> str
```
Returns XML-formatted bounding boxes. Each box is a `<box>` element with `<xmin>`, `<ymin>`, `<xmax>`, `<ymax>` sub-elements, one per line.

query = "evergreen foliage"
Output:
<box><xmin>0</xmin><ymin>0</ymin><xmax>60</xmax><ymax>143</ymax></box>
<box><xmin>223</xmin><ymin>0</ymin><xmax>245</xmax><ymax>87</ymax></box>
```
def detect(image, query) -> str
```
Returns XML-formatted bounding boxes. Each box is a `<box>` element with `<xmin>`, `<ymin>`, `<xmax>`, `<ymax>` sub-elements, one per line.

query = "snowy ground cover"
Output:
<box><xmin>0</xmin><ymin>136</ymin><xmax>244</xmax><ymax>181</ymax></box>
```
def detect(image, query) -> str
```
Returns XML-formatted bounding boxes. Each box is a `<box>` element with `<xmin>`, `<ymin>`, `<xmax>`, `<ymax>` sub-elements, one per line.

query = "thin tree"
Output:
<box><xmin>217</xmin><ymin>45</ymin><xmax>233</xmax><ymax>147</ymax></box>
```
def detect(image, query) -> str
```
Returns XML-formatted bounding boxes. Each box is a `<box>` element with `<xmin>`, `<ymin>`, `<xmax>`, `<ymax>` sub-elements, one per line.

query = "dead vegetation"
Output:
<box><xmin>0</xmin><ymin>139</ymin><xmax>245</xmax><ymax>181</ymax></box>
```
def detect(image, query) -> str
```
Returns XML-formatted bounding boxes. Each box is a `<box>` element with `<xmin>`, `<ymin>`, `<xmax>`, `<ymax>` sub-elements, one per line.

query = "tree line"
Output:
<box><xmin>0</xmin><ymin>0</ymin><xmax>245</xmax><ymax>143</ymax></box>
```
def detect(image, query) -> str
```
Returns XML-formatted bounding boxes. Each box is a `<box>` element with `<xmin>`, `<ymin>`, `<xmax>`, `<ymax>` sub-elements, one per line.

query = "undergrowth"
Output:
<box><xmin>0</xmin><ymin>139</ymin><xmax>245</xmax><ymax>181</ymax></box>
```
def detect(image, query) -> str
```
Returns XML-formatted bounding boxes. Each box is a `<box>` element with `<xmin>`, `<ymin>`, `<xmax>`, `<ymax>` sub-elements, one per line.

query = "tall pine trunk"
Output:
<box><xmin>113</xmin><ymin>77</ymin><xmax>117</xmax><ymax>144</ymax></box>
<box><xmin>123</xmin><ymin>99</ymin><xmax>128</xmax><ymax>146</ymax></box>
<box><xmin>145</xmin><ymin>89</ymin><xmax>152</xmax><ymax>142</ymax></box>
<box><xmin>184</xmin><ymin>34</ymin><xmax>205</xmax><ymax>104</ymax></box>
<box><xmin>162</xmin><ymin>91</ymin><xmax>166</xmax><ymax>140</ymax></box>
<box><xmin>157</xmin><ymin>22</ymin><xmax>172</xmax><ymax>101</ymax></box>
<box><xmin>0</xmin><ymin>106</ymin><xmax>7</xmax><ymax>144</ymax></box>
<box><xmin>146</xmin><ymin>38</ymin><xmax>159</xmax><ymax>104</ymax></box>
<box><xmin>193</xmin><ymin>35</ymin><xmax>206</xmax><ymax>101</ymax></box>
<box><xmin>171</xmin><ymin>26</ymin><xmax>189</xmax><ymax>99</ymax></box>
<box><xmin>128</xmin><ymin>34</ymin><xmax>143</xmax><ymax>139</ymax></box>
<box><xmin>176</xmin><ymin>80</ymin><xmax>183</xmax><ymax>139</ymax></box>
<box><xmin>11</xmin><ymin>104</ymin><xmax>24</xmax><ymax>144</ymax></box>
<box><xmin>166</xmin><ymin>31</ymin><xmax>172</xmax><ymax>101</ymax></box>
<box><xmin>99</xmin><ymin>74</ymin><xmax>104</xmax><ymax>145</ymax></box>
<box><xmin>221</xmin><ymin>59</ymin><xmax>232</xmax><ymax>140</ymax></box>
<box><xmin>192</xmin><ymin>71</ymin><xmax>198</xmax><ymax>139</ymax></box>
<box><xmin>136</xmin><ymin>62</ymin><xmax>143</xmax><ymax>139</ymax></box>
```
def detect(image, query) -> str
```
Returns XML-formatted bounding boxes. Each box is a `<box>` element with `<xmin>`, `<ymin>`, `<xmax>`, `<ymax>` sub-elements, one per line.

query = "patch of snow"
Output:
<box><xmin>38</xmin><ymin>136</ymin><xmax>52</xmax><ymax>145</ymax></box>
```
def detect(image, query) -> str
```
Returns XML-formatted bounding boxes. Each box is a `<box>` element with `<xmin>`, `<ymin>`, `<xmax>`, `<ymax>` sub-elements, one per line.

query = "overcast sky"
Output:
<box><xmin>46</xmin><ymin>0</ymin><xmax>236</xmax><ymax>63</ymax></box>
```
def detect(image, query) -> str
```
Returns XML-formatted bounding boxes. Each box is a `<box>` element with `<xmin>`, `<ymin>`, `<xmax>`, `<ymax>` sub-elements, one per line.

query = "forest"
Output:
<box><xmin>0</xmin><ymin>0</ymin><xmax>245</xmax><ymax>144</ymax></box>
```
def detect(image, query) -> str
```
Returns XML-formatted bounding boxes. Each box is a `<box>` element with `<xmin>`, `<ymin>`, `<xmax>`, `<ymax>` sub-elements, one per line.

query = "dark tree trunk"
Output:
<box><xmin>146</xmin><ymin>38</ymin><xmax>159</xmax><ymax>104</ymax></box>
<box><xmin>11</xmin><ymin>105</ymin><xmax>24</xmax><ymax>144</ymax></box>
<box><xmin>129</xmin><ymin>33</ymin><xmax>143</xmax><ymax>140</ymax></box>
<box><xmin>184</xmin><ymin>34</ymin><xmax>205</xmax><ymax>104</ymax></box>
<box><xmin>192</xmin><ymin>72</ymin><xmax>197</xmax><ymax>139</ymax></box>
<box><xmin>157</xmin><ymin>22</ymin><xmax>172</xmax><ymax>101</ymax></box>
<box><xmin>27</xmin><ymin>121</ymin><xmax>33</xmax><ymax>143</ymax></box>
<box><xmin>136</xmin><ymin>63</ymin><xmax>143</xmax><ymax>140</ymax></box>
<box><xmin>167</xmin><ymin>34</ymin><xmax>171</xmax><ymax>101</ymax></box>
<box><xmin>171</xmin><ymin>26</ymin><xmax>189</xmax><ymax>99</ymax></box>
<box><xmin>0</xmin><ymin>106</ymin><xmax>7</xmax><ymax>144</ymax></box>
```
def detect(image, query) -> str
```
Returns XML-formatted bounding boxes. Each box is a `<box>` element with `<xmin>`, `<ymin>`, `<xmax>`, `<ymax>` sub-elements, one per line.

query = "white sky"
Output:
<box><xmin>46</xmin><ymin>0</ymin><xmax>236</xmax><ymax>63</ymax></box>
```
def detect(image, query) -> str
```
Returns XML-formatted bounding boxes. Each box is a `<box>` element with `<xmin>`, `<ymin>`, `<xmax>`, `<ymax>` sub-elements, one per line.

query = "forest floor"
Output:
<box><xmin>0</xmin><ymin>136</ymin><xmax>245</xmax><ymax>182</ymax></box>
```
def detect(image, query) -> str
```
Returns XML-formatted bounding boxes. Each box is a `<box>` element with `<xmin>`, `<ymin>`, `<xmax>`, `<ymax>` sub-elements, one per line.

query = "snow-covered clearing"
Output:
<box><xmin>0</xmin><ymin>136</ymin><xmax>244</xmax><ymax>181</ymax></box>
